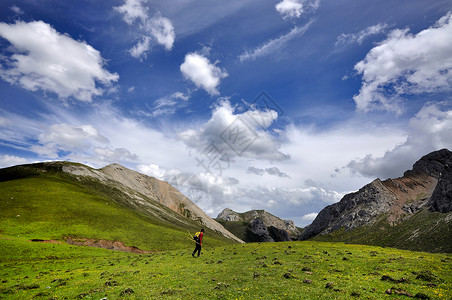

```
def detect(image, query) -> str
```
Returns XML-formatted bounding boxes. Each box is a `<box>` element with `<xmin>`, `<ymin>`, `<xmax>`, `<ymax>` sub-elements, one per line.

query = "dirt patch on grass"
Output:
<box><xmin>30</xmin><ymin>239</ymin><xmax>62</xmax><ymax>244</ymax></box>
<box><xmin>65</xmin><ymin>237</ymin><xmax>152</xmax><ymax>253</ymax></box>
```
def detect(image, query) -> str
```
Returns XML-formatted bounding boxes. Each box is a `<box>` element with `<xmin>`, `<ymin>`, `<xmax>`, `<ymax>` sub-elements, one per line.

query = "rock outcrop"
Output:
<box><xmin>429</xmin><ymin>165</ymin><xmax>452</xmax><ymax>212</ymax></box>
<box><xmin>217</xmin><ymin>208</ymin><xmax>299</xmax><ymax>236</ymax></box>
<box><xmin>216</xmin><ymin>208</ymin><xmax>300</xmax><ymax>242</ymax></box>
<box><xmin>300</xmin><ymin>149</ymin><xmax>452</xmax><ymax>241</ymax></box>
<box><xmin>249</xmin><ymin>218</ymin><xmax>274</xmax><ymax>242</ymax></box>
<box><xmin>246</xmin><ymin>219</ymin><xmax>292</xmax><ymax>242</ymax></box>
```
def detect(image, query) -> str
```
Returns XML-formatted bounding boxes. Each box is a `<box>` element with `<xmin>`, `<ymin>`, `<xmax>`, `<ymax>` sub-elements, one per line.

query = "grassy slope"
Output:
<box><xmin>312</xmin><ymin>209</ymin><xmax>452</xmax><ymax>253</ymax></box>
<box><xmin>0</xmin><ymin>170</ymin><xmax>233</xmax><ymax>251</ymax></box>
<box><xmin>215</xmin><ymin>220</ymin><xmax>252</xmax><ymax>242</ymax></box>
<box><xmin>0</xmin><ymin>237</ymin><xmax>451</xmax><ymax>299</ymax></box>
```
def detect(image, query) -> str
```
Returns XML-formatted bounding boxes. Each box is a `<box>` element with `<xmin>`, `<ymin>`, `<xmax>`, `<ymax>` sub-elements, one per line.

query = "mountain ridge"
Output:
<box><xmin>299</xmin><ymin>149</ymin><xmax>452</xmax><ymax>253</ymax></box>
<box><xmin>60</xmin><ymin>162</ymin><xmax>242</xmax><ymax>242</ymax></box>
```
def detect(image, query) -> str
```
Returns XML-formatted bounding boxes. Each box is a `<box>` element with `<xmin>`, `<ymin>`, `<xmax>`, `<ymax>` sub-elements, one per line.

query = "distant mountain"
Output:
<box><xmin>216</xmin><ymin>208</ymin><xmax>301</xmax><ymax>242</ymax></box>
<box><xmin>0</xmin><ymin>161</ymin><xmax>242</xmax><ymax>251</ymax></box>
<box><xmin>299</xmin><ymin>149</ymin><xmax>452</xmax><ymax>253</ymax></box>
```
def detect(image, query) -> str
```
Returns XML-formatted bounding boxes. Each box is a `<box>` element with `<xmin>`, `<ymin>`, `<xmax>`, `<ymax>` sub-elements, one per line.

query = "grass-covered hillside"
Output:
<box><xmin>1</xmin><ymin>237</ymin><xmax>451</xmax><ymax>299</ymax></box>
<box><xmin>0</xmin><ymin>163</ymin><xmax>234</xmax><ymax>251</ymax></box>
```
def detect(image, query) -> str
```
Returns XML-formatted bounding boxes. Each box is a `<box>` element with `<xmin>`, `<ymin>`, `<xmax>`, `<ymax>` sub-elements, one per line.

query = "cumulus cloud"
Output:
<box><xmin>0</xmin><ymin>21</ymin><xmax>119</xmax><ymax>102</ymax></box>
<box><xmin>275</xmin><ymin>0</ymin><xmax>320</xmax><ymax>20</ymax></box>
<box><xmin>354</xmin><ymin>12</ymin><xmax>452</xmax><ymax>113</ymax></box>
<box><xmin>336</xmin><ymin>23</ymin><xmax>388</xmax><ymax>46</ymax></box>
<box><xmin>0</xmin><ymin>154</ymin><xmax>28</xmax><ymax>168</ymax></box>
<box><xmin>137</xmin><ymin>163</ymin><xmax>167</xmax><ymax>179</ymax></box>
<box><xmin>180</xmin><ymin>53</ymin><xmax>228</xmax><ymax>96</ymax></box>
<box><xmin>94</xmin><ymin>147</ymin><xmax>138</xmax><ymax>161</ymax></box>
<box><xmin>345</xmin><ymin>102</ymin><xmax>452</xmax><ymax>179</ymax></box>
<box><xmin>247</xmin><ymin>166</ymin><xmax>290</xmax><ymax>178</ymax></box>
<box><xmin>115</xmin><ymin>0</ymin><xmax>175</xmax><ymax>59</ymax></box>
<box><xmin>179</xmin><ymin>99</ymin><xmax>289</xmax><ymax>163</ymax></box>
<box><xmin>301</xmin><ymin>212</ymin><xmax>318</xmax><ymax>222</ymax></box>
<box><xmin>239</xmin><ymin>21</ymin><xmax>314</xmax><ymax>62</ymax></box>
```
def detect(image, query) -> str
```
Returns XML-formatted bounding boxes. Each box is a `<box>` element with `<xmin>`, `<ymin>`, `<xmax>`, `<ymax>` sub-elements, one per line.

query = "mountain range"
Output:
<box><xmin>0</xmin><ymin>149</ymin><xmax>451</xmax><ymax>253</ymax></box>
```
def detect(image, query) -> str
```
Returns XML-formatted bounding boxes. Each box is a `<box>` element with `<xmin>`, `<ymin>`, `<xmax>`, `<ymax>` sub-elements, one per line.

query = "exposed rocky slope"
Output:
<box><xmin>216</xmin><ymin>208</ymin><xmax>299</xmax><ymax>242</ymax></box>
<box><xmin>299</xmin><ymin>149</ymin><xmax>452</xmax><ymax>252</ymax></box>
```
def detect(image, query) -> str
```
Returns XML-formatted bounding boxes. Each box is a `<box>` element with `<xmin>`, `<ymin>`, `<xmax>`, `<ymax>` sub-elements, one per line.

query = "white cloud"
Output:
<box><xmin>135</xmin><ymin>91</ymin><xmax>190</xmax><ymax>118</ymax></box>
<box><xmin>94</xmin><ymin>147</ymin><xmax>138</xmax><ymax>162</ymax></box>
<box><xmin>178</xmin><ymin>99</ymin><xmax>288</xmax><ymax>162</ymax></box>
<box><xmin>31</xmin><ymin>124</ymin><xmax>109</xmax><ymax>157</ymax></box>
<box><xmin>115</xmin><ymin>0</ymin><xmax>175</xmax><ymax>59</ymax></box>
<box><xmin>129</xmin><ymin>36</ymin><xmax>151</xmax><ymax>58</ymax></box>
<box><xmin>0</xmin><ymin>21</ymin><xmax>119</xmax><ymax>102</ymax></box>
<box><xmin>275</xmin><ymin>0</ymin><xmax>320</xmax><ymax>20</ymax></box>
<box><xmin>0</xmin><ymin>155</ymin><xmax>28</xmax><ymax>168</ymax></box>
<box><xmin>137</xmin><ymin>163</ymin><xmax>168</xmax><ymax>179</ymax></box>
<box><xmin>276</xmin><ymin>0</ymin><xmax>304</xmax><ymax>19</ymax></box>
<box><xmin>147</xmin><ymin>15</ymin><xmax>175</xmax><ymax>51</ymax></box>
<box><xmin>180</xmin><ymin>53</ymin><xmax>228</xmax><ymax>96</ymax></box>
<box><xmin>114</xmin><ymin>0</ymin><xmax>148</xmax><ymax>24</ymax></box>
<box><xmin>10</xmin><ymin>5</ymin><xmax>24</xmax><ymax>15</ymax></box>
<box><xmin>239</xmin><ymin>21</ymin><xmax>314</xmax><ymax>62</ymax></box>
<box><xmin>345</xmin><ymin>102</ymin><xmax>452</xmax><ymax>179</ymax></box>
<box><xmin>336</xmin><ymin>23</ymin><xmax>388</xmax><ymax>46</ymax></box>
<box><xmin>301</xmin><ymin>212</ymin><xmax>318</xmax><ymax>222</ymax></box>
<box><xmin>354</xmin><ymin>12</ymin><xmax>452</xmax><ymax>113</ymax></box>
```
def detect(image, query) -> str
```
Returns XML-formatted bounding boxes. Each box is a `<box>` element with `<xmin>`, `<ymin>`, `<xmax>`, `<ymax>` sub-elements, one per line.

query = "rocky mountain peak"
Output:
<box><xmin>217</xmin><ymin>208</ymin><xmax>241</xmax><ymax>221</ymax></box>
<box><xmin>300</xmin><ymin>149</ymin><xmax>452</xmax><ymax>242</ymax></box>
<box><xmin>404</xmin><ymin>148</ymin><xmax>452</xmax><ymax>178</ymax></box>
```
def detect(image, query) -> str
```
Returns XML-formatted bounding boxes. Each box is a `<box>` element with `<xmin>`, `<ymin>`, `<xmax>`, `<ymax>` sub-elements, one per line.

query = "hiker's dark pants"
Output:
<box><xmin>193</xmin><ymin>243</ymin><xmax>201</xmax><ymax>256</ymax></box>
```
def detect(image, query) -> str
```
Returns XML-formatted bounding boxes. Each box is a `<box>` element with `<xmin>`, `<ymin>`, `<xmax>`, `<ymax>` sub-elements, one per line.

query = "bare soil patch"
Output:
<box><xmin>30</xmin><ymin>239</ymin><xmax>62</xmax><ymax>244</ymax></box>
<box><xmin>65</xmin><ymin>237</ymin><xmax>153</xmax><ymax>253</ymax></box>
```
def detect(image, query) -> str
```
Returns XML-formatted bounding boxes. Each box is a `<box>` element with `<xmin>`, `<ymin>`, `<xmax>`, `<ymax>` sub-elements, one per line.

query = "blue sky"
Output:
<box><xmin>1</xmin><ymin>0</ymin><xmax>452</xmax><ymax>226</ymax></box>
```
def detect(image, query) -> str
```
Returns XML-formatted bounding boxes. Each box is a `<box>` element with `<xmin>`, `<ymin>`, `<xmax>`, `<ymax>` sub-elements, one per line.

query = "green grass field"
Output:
<box><xmin>1</xmin><ymin>237</ymin><xmax>451</xmax><ymax>299</ymax></box>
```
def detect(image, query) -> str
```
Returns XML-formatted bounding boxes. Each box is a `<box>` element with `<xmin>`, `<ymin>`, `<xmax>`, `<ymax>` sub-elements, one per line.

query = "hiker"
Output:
<box><xmin>192</xmin><ymin>228</ymin><xmax>204</xmax><ymax>257</ymax></box>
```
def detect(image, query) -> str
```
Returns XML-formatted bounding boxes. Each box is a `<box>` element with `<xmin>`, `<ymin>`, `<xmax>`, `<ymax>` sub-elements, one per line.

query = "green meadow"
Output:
<box><xmin>1</xmin><ymin>236</ymin><xmax>451</xmax><ymax>299</ymax></box>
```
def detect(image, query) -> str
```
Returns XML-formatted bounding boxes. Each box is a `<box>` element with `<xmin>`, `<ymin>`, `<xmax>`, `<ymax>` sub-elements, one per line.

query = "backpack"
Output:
<box><xmin>193</xmin><ymin>232</ymin><xmax>201</xmax><ymax>242</ymax></box>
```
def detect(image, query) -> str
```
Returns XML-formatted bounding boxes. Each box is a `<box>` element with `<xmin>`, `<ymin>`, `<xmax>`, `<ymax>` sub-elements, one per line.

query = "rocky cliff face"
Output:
<box><xmin>217</xmin><ymin>208</ymin><xmax>300</xmax><ymax>241</ymax></box>
<box><xmin>62</xmin><ymin>163</ymin><xmax>243</xmax><ymax>243</ymax></box>
<box><xmin>300</xmin><ymin>149</ymin><xmax>452</xmax><ymax>241</ymax></box>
